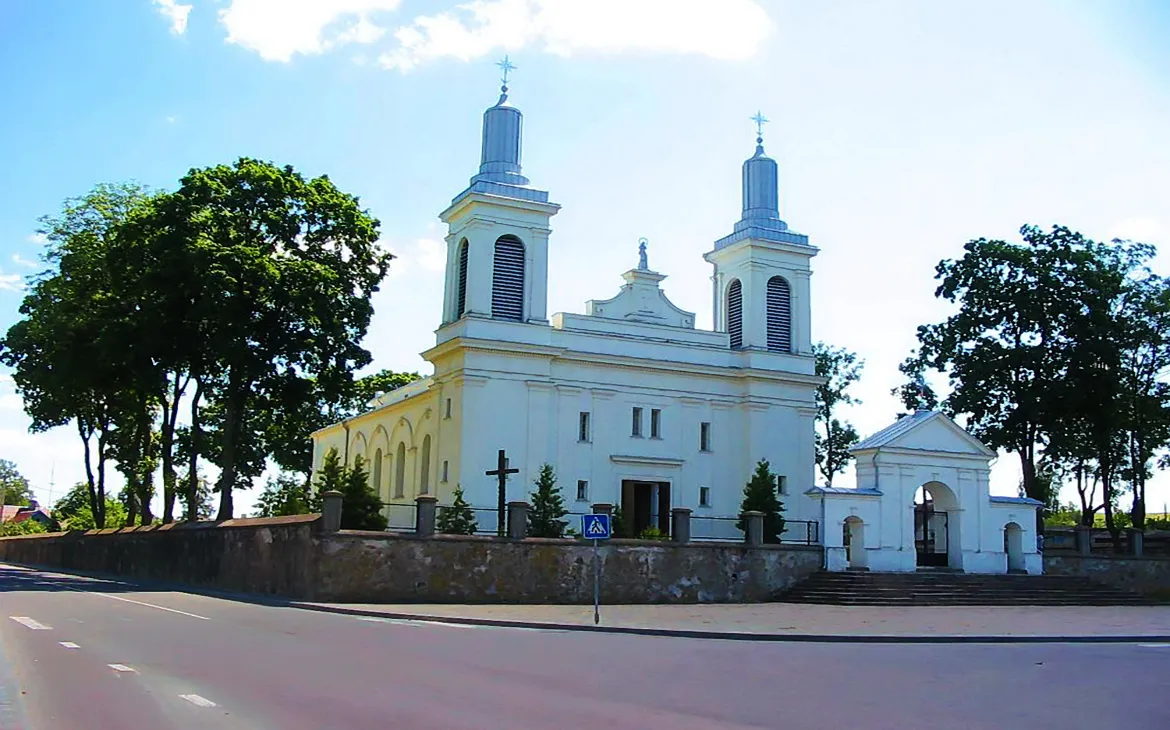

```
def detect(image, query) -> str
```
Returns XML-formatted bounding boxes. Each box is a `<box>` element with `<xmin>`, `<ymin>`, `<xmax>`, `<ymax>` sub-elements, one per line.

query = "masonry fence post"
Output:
<box><xmin>1074</xmin><ymin>525</ymin><xmax>1092</xmax><ymax>556</ymax></box>
<box><xmin>321</xmin><ymin>490</ymin><xmax>343</xmax><ymax>533</ymax></box>
<box><xmin>415</xmin><ymin>495</ymin><xmax>438</xmax><ymax>538</ymax></box>
<box><xmin>671</xmin><ymin>508</ymin><xmax>692</xmax><ymax>543</ymax></box>
<box><xmin>743</xmin><ymin>511</ymin><xmax>764</xmax><ymax>546</ymax></box>
<box><xmin>1126</xmin><ymin>527</ymin><xmax>1144</xmax><ymax>557</ymax></box>
<box><xmin>507</xmin><ymin>501</ymin><xmax>529</xmax><ymax>539</ymax></box>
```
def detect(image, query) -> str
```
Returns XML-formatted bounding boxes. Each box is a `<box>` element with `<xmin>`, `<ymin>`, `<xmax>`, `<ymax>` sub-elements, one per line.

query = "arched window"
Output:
<box><xmin>372</xmin><ymin>448</ymin><xmax>383</xmax><ymax>498</ymax></box>
<box><xmin>419</xmin><ymin>435</ymin><xmax>431</xmax><ymax>495</ymax></box>
<box><xmin>726</xmin><ymin>279</ymin><xmax>743</xmax><ymax>350</ymax></box>
<box><xmin>456</xmin><ymin>239</ymin><xmax>469</xmax><ymax>318</ymax></box>
<box><xmin>394</xmin><ymin>442</ymin><xmax>406</xmax><ymax>499</ymax></box>
<box><xmin>491</xmin><ymin>235</ymin><xmax>525</xmax><ymax>321</ymax></box>
<box><xmin>766</xmin><ymin>275</ymin><xmax>792</xmax><ymax>353</ymax></box>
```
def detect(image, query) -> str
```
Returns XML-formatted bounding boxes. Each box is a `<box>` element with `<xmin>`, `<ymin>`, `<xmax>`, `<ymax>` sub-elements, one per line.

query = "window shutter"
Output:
<box><xmin>456</xmin><ymin>240</ymin><xmax>469</xmax><ymax>317</ymax></box>
<box><xmin>492</xmin><ymin>236</ymin><xmax>525</xmax><ymax>321</ymax></box>
<box><xmin>767</xmin><ymin>276</ymin><xmax>791</xmax><ymax>353</ymax></box>
<box><xmin>727</xmin><ymin>279</ymin><xmax>743</xmax><ymax>349</ymax></box>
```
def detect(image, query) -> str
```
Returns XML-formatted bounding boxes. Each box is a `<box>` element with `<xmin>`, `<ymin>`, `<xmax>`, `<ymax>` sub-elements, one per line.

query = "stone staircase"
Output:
<box><xmin>776</xmin><ymin>569</ymin><xmax>1157</xmax><ymax>606</ymax></box>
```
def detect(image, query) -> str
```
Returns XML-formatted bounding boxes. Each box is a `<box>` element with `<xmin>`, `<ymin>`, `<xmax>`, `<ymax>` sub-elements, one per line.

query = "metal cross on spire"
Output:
<box><xmin>497</xmin><ymin>55</ymin><xmax>517</xmax><ymax>87</ymax></box>
<box><xmin>751</xmin><ymin>110</ymin><xmax>769</xmax><ymax>142</ymax></box>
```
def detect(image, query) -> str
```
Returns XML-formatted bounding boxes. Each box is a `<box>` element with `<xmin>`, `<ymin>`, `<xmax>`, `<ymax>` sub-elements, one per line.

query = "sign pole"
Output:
<box><xmin>593</xmin><ymin>538</ymin><xmax>600</xmax><ymax>625</ymax></box>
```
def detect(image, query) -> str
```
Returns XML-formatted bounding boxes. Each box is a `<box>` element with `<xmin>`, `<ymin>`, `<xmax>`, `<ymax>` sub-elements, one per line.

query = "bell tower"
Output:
<box><xmin>438</xmin><ymin>57</ymin><xmax>560</xmax><ymax>332</ymax></box>
<box><xmin>704</xmin><ymin>112</ymin><xmax>816</xmax><ymax>356</ymax></box>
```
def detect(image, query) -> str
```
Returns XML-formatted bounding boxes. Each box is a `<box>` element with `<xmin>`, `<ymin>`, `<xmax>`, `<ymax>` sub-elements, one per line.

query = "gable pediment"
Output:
<box><xmin>852</xmin><ymin>411</ymin><xmax>995</xmax><ymax>458</ymax></box>
<box><xmin>585</xmin><ymin>267</ymin><xmax>695</xmax><ymax>329</ymax></box>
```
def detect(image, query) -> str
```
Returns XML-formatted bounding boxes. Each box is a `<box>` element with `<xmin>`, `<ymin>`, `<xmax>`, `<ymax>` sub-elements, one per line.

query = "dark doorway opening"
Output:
<box><xmin>914</xmin><ymin>498</ymin><xmax>949</xmax><ymax>567</ymax></box>
<box><xmin>620</xmin><ymin>480</ymin><xmax>671</xmax><ymax>537</ymax></box>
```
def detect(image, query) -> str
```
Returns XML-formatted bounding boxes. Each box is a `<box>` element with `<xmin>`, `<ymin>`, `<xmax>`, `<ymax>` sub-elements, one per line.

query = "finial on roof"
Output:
<box><xmin>751</xmin><ymin>110</ymin><xmax>769</xmax><ymax>147</ymax></box>
<box><xmin>496</xmin><ymin>55</ymin><xmax>517</xmax><ymax>102</ymax></box>
<box><xmin>638</xmin><ymin>237</ymin><xmax>649</xmax><ymax>270</ymax></box>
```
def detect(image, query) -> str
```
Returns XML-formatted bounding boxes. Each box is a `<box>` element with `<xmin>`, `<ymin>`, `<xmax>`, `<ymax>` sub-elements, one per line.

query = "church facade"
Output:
<box><xmin>310</xmin><ymin>80</ymin><xmax>1041</xmax><ymax>574</ymax></box>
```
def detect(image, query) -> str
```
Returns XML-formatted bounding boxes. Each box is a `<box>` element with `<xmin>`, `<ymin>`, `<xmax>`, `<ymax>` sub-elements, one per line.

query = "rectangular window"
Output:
<box><xmin>444</xmin><ymin>398</ymin><xmax>452</xmax><ymax>419</ymax></box>
<box><xmin>576</xmin><ymin>480</ymin><xmax>589</xmax><ymax>502</ymax></box>
<box><xmin>579</xmin><ymin>411</ymin><xmax>591</xmax><ymax>442</ymax></box>
<box><xmin>700</xmin><ymin>422</ymin><xmax>712</xmax><ymax>452</ymax></box>
<box><xmin>441</xmin><ymin>460</ymin><xmax>449</xmax><ymax>482</ymax></box>
<box><xmin>650</xmin><ymin>409</ymin><xmax>662</xmax><ymax>438</ymax></box>
<box><xmin>699</xmin><ymin>486</ymin><xmax>711</xmax><ymax>508</ymax></box>
<box><xmin>778</xmin><ymin>475</ymin><xmax>788</xmax><ymax>495</ymax></box>
<box><xmin>632</xmin><ymin>407</ymin><xmax>643</xmax><ymax>437</ymax></box>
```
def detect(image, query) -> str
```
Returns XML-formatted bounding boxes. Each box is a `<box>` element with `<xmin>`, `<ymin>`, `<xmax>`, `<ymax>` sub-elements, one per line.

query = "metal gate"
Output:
<box><xmin>914</xmin><ymin>503</ymin><xmax>949</xmax><ymax>567</ymax></box>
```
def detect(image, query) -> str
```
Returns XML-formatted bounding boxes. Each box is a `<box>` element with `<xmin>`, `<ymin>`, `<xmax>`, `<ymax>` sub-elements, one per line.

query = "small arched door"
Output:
<box><xmin>1004</xmin><ymin>522</ymin><xmax>1025</xmax><ymax>572</ymax></box>
<box><xmin>844</xmin><ymin>517</ymin><xmax>867</xmax><ymax>569</ymax></box>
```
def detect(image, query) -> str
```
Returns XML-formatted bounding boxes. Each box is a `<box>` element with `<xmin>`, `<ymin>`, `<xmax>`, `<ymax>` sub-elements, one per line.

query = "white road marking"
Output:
<box><xmin>58</xmin><ymin>642</ymin><xmax>80</xmax><ymax>649</ymax></box>
<box><xmin>179</xmin><ymin>694</ymin><xmax>217</xmax><ymax>707</ymax></box>
<box><xmin>1138</xmin><ymin>643</ymin><xmax>1170</xmax><ymax>648</ymax></box>
<box><xmin>88</xmin><ymin>593</ymin><xmax>210</xmax><ymax>621</ymax></box>
<box><xmin>9</xmin><ymin>617</ymin><xmax>51</xmax><ymax>630</ymax></box>
<box><xmin>107</xmin><ymin>664</ymin><xmax>137</xmax><ymax>673</ymax></box>
<box><xmin>358</xmin><ymin>616</ymin><xmax>549</xmax><ymax>632</ymax></box>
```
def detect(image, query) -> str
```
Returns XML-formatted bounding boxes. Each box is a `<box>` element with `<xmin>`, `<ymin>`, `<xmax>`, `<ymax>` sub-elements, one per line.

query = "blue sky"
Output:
<box><xmin>1</xmin><ymin>0</ymin><xmax>1168</xmax><ymax>516</ymax></box>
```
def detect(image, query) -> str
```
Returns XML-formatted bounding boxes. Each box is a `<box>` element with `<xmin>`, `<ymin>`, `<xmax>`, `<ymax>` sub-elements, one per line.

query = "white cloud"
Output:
<box><xmin>12</xmin><ymin>254</ymin><xmax>37</xmax><ymax>269</ymax></box>
<box><xmin>378</xmin><ymin>0</ymin><xmax>773</xmax><ymax>72</ymax></box>
<box><xmin>219</xmin><ymin>0</ymin><xmax>403</xmax><ymax>62</ymax></box>
<box><xmin>0</xmin><ymin>271</ymin><xmax>24</xmax><ymax>292</ymax></box>
<box><xmin>154</xmin><ymin>0</ymin><xmax>193</xmax><ymax>35</ymax></box>
<box><xmin>415</xmin><ymin>238</ymin><xmax>446</xmax><ymax>272</ymax></box>
<box><xmin>27</xmin><ymin>233</ymin><xmax>47</xmax><ymax>246</ymax></box>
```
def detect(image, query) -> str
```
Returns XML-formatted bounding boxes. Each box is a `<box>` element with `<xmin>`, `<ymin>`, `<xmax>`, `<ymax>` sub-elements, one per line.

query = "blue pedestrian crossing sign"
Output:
<box><xmin>582</xmin><ymin>514</ymin><xmax>611</xmax><ymax>539</ymax></box>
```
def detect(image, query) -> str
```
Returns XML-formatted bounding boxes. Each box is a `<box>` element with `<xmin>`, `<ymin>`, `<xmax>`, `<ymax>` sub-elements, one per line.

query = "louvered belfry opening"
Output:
<box><xmin>767</xmin><ymin>275</ymin><xmax>792</xmax><ymax>353</ymax></box>
<box><xmin>492</xmin><ymin>234</ymin><xmax>525</xmax><ymax>321</ymax></box>
<box><xmin>456</xmin><ymin>239</ymin><xmax>469</xmax><ymax>318</ymax></box>
<box><xmin>727</xmin><ymin>279</ymin><xmax>743</xmax><ymax>349</ymax></box>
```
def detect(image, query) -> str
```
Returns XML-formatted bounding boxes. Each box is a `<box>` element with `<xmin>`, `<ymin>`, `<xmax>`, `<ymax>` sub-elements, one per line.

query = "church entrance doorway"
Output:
<box><xmin>621</xmin><ymin>480</ymin><xmax>671</xmax><ymax>538</ymax></box>
<box><xmin>914</xmin><ymin>484</ymin><xmax>951</xmax><ymax>568</ymax></box>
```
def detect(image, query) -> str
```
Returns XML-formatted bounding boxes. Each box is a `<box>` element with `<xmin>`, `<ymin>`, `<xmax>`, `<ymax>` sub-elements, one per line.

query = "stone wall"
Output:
<box><xmin>0</xmin><ymin>520</ymin><xmax>823</xmax><ymax>604</ymax></box>
<box><xmin>315</xmin><ymin>532</ymin><xmax>822</xmax><ymax>603</ymax></box>
<box><xmin>0</xmin><ymin>516</ymin><xmax>319</xmax><ymax>598</ymax></box>
<box><xmin>1044</xmin><ymin>553</ymin><xmax>1170</xmax><ymax>597</ymax></box>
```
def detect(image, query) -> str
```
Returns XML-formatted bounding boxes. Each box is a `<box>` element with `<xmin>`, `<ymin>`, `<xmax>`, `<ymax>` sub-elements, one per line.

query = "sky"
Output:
<box><xmin>1</xmin><ymin>0</ymin><xmax>1169</xmax><ymax>517</ymax></box>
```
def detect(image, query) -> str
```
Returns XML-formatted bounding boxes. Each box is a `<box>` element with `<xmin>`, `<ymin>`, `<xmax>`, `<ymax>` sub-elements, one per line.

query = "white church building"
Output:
<box><xmin>311</xmin><ymin>76</ymin><xmax>1042</xmax><ymax>575</ymax></box>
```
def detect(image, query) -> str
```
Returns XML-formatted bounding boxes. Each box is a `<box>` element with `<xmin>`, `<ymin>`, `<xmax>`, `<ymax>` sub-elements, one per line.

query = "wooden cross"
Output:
<box><xmin>485</xmin><ymin>449</ymin><xmax>519</xmax><ymax>537</ymax></box>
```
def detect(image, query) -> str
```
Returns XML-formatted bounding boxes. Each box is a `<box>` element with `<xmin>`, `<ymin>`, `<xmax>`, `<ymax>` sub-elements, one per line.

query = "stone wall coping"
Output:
<box><xmin>0</xmin><ymin>513</ymin><xmax>322</xmax><ymax>542</ymax></box>
<box><xmin>329</xmin><ymin>529</ymin><xmax>821</xmax><ymax>552</ymax></box>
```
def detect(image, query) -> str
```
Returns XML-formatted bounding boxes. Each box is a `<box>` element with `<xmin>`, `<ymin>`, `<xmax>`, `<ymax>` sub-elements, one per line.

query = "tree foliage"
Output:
<box><xmin>528</xmin><ymin>464</ymin><xmax>568</xmax><ymax>538</ymax></box>
<box><xmin>437</xmin><ymin>485</ymin><xmax>477</xmax><ymax>535</ymax></box>
<box><xmin>905</xmin><ymin>225</ymin><xmax>1170</xmax><ymax>539</ymax></box>
<box><xmin>52</xmin><ymin>483</ymin><xmax>126</xmax><ymax>531</ymax></box>
<box><xmin>0</xmin><ymin>161</ymin><xmax>393</xmax><ymax>524</ymax></box>
<box><xmin>0</xmin><ymin>519</ymin><xmax>47</xmax><ymax>537</ymax></box>
<box><xmin>738</xmin><ymin>459</ymin><xmax>786</xmax><ymax>543</ymax></box>
<box><xmin>812</xmin><ymin>343</ymin><xmax>864</xmax><ymax>486</ymax></box>
<box><xmin>0</xmin><ymin>460</ymin><xmax>33</xmax><ymax>506</ymax></box>
<box><xmin>312</xmin><ymin>448</ymin><xmax>386</xmax><ymax>531</ymax></box>
<box><xmin>255</xmin><ymin>473</ymin><xmax>315</xmax><ymax>518</ymax></box>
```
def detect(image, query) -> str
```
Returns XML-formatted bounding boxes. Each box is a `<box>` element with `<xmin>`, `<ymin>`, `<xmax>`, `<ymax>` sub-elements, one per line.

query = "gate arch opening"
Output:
<box><xmin>914</xmin><ymin>481</ymin><xmax>962</xmax><ymax>569</ymax></box>
<box><xmin>1004</xmin><ymin>522</ymin><xmax>1025</xmax><ymax>572</ymax></box>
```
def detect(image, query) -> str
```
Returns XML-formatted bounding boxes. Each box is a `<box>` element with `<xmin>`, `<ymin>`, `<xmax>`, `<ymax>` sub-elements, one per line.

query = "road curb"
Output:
<box><xmin>4</xmin><ymin>562</ymin><xmax>1168</xmax><ymax>645</ymax></box>
<box><xmin>283</xmin><ymin>601</ymin><xmax>1170</xmax><ymax>644</ymax></box>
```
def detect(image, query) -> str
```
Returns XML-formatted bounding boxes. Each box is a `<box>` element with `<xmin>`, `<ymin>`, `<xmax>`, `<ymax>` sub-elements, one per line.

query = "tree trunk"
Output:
<box><xmin>1018</xmin><ymin>449</ymin><xmax>1042</xmax><ymax>534</ymax></box>
<box><xmin>160</xmin><ymin>373</ymin><xmax>188</xmax><ymax>524</ymax></box>
<box><xmin>186</xmin><ymin>378</ymin><xmax>203</xmax><ymax>522</ymax></box>
<box><xmin>78</xmin><ymin>418</ymin><xmax>100</xmax><ymax>523</ymax></box>
<box><xmin>214</xmin><ymin>388</ymin><xmax>244</xmax><ymax>521</ymax></box>
<box><xmin>96</xmin><ymin>424</ymin><xmax>108</xmax><ymax>529</ymax></box>
<box><xmin>125</xmin><ymin>486</ymin><xmax>139</xmax><ymax>527</ymax></box>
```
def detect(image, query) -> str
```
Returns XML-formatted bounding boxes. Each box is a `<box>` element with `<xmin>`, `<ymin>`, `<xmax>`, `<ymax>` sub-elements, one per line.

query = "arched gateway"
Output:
<box><xmin>808</xmin><ymin>410</ymin><xmax>1043</xmax><ymax>575</ymax></box>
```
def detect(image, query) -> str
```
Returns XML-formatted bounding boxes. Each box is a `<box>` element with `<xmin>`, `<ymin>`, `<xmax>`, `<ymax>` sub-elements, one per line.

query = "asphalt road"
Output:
<box><xmin>0</xmin><ymin>564</ymin><xmax>1167</xmax><ymax>730</ymax></box>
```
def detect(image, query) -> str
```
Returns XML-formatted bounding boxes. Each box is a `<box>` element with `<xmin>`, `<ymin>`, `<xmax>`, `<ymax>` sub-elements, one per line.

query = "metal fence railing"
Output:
<box><xmin>690</xmin><ymin>516</ymin><xmax>820</xmax><ymax>545</ymax></box>
<box><xmin>382</xmin><ymin>503</ymin><xmax>417</xmax><ymax>532</ymax></box>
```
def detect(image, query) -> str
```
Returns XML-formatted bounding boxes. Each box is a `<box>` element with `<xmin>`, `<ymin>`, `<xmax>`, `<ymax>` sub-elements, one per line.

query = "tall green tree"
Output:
<box><xmin>337</xmin><ymin>455</ymin><xmax>387</xmax><ymax>531</ymax></box>
<box><xmin>737</xmin><ymin>459</ymin><xmax>785</xmax><ymax>543</ymax></box>
<box><xmin>812</xmin><ymin>342</ymin><xmax>864</xmax><ymax>486</ymax></box>
<box><xmin>1</xmin><ymin>182</ymin><xmax>152</xmax><ymax>529</ymax></box>
<box><xmin>0</xmin><ymin>460</ymin><xmax>33</xmax><ymax>506</ymax></box>
<box><xmin>527</xmin><ymin>464</ymin><xmax>567</xmax><ymax>538</ymax></box>
<box><xmin>141</xmin><ymin>159</ymin><xmax>391</xmax><ymax>520</ymax></box>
